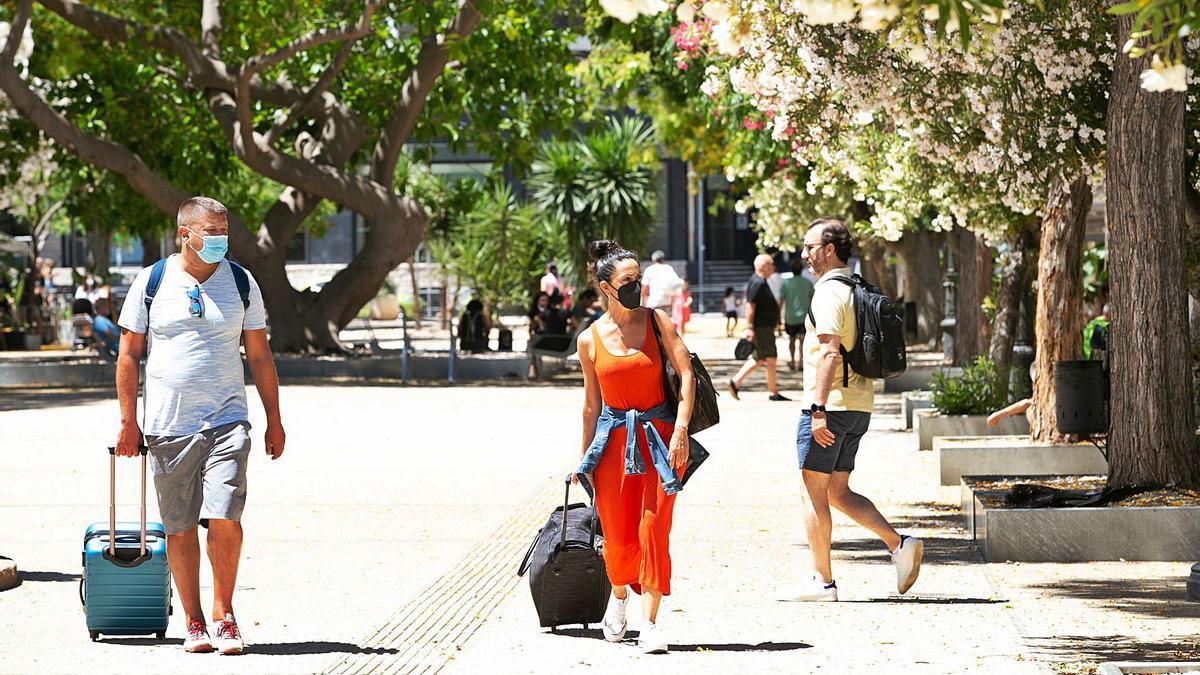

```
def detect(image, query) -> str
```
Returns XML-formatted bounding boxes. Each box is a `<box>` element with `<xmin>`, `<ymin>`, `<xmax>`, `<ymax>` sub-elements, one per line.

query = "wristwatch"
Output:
<box><xmin>810</xmin><ymin>403</ymin><xmax>827</xmax><ymax>414</ymax></box>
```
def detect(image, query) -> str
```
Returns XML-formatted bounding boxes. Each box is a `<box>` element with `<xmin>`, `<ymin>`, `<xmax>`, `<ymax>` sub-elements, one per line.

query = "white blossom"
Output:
<box><xmin>1140</xmin><ymin>55</ymin><xmax>1188</xmax><ymax>92</ymax></box>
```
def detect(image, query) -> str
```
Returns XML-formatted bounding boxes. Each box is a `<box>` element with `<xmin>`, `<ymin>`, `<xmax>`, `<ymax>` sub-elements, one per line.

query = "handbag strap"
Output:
<box><xmin>647</xmin><ymin>309</ymin><xmax>674</xmax><ymax>406</ymax></box>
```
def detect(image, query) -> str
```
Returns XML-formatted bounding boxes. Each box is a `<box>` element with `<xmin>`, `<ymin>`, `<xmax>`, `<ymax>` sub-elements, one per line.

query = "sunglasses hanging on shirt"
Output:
<box><xmin>187</xmin><ymin>285</ymin><xmax>203</xmax><ymax>319</ymax></box>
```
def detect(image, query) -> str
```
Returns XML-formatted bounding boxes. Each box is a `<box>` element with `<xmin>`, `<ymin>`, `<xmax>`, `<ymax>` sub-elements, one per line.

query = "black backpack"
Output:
<box><xmin>808</xmin><ymin>274</ymin><xmax>906</xmax><ymax>386</ymax></box>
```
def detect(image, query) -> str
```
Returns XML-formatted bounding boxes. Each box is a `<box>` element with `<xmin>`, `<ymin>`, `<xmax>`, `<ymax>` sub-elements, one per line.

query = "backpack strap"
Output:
<box><xmin>142</xmin><ymin>258</ymin><xmax>169</xmax><ymax>317</ymax></box>
<box><xmin>805</xmin><ymin>275</ymin><xmax>856</xmax><ymax>387</ymax></box>
<box><xmin>228</xmin><ymin>261</ymin><xmax>251</xmax><ymax>310</ymax></box>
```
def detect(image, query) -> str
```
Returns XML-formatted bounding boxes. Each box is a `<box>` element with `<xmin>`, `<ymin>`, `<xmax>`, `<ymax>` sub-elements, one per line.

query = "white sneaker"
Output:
<box><xmin>779</xmin><ymin>577</ymin><xmax>838</xmax><ymax>602</ymax></box>
<box><xmin>891</xmin><ymin>535</ymin><xmax>924</xmax><ymax>594</ymax></box>
<box><xmin>638</xmin><ymin>621</ymin><xmax>668</xmax><ymax>654</ymax></box>
<box><xmin>183</xmin><ymin>619</ymin><xmax>213</xmax><ymax>653</ymax></box>
<box><xmin>601</xmin><ymin>594</ymin><xmax>628</xmax><ymax>642</ymax></box>
<box><xmin>212</xmin><ymin>613</ymin><xmax>244</xmax><ymax>655</ymax></box>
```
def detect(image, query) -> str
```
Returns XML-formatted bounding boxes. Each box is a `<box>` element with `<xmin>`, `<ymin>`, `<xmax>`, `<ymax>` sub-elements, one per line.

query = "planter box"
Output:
<box><xmin>901</xmin><ymin>391</ymin><xmax>934</xmax><ymax>430</ymax></box>
<box><xmin>914</xmin><ymin>410</ymin><xmax>1029</xmax><ymax>451</ymax></box>
<box><xmin>936</xmin><ymin>435</ymin><xmax>1107</xmax><ymax>486</ymax></box>
<box><xmin>962</xmin><ymin>476</ymin><xmax>1200</xmax><ymax>562</ymax></box>
<box><xmin>1099</xmin><ymin>664</ymin><xmax>1200</xmax><ymax>675</ymax></box>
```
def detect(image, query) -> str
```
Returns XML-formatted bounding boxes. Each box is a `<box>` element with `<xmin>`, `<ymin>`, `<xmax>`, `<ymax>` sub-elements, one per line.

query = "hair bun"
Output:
<box><xmin>588</xmin><ymin>240</ymin><xmax>618</xmax><ymax>262</ymax></box>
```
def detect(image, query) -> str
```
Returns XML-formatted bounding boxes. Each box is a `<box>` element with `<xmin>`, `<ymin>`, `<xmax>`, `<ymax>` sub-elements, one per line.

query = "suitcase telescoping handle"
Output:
<box><xmin>106</xmin><ymin>445</ymin><xmax>149</xmax><ymax>557</ymax></box>
<box><xmin>560</xmin><ymin>476</ymin><xmax>598</xmax><ymax>550</ymax></box>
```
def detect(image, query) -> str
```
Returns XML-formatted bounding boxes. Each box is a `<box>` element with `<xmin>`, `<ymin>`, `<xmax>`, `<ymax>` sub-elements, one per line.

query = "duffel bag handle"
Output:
<box><xmin>106</xmin><ymin>446</ymin><xmax>149</xmax><ymax>558</ymax></box>
<box><xmin>560</xmin><ymin>476</ymin><xmax>598</xmax><ymax>550</ymax></box>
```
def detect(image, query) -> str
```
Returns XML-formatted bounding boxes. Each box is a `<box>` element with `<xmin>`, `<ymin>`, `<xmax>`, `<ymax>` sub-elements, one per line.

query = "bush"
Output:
<box><xmin>929</xmin><ymin>357</ymin><xmax>1007</xmax><ymax>416</ymax></box>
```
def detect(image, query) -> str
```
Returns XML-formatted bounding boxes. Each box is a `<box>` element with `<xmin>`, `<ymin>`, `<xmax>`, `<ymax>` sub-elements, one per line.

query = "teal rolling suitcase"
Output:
<box><xmin>80</xmin><ymin>447</ymin><xmax>172</xmax><ymax>640</ymax></box>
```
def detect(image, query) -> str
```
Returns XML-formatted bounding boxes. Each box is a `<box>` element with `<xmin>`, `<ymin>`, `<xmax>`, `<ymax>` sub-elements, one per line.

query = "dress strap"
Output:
<box><xmin>589</xmin><ymin>321</ymin><xmax>602</xmax><ymax>363</ymax></box>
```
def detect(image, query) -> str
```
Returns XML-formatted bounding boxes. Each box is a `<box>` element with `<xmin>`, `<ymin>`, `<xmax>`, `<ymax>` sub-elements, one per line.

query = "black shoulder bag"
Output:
<box><xmin>648</xmin><ymin>309</ymin><xmax>720</xmax><ymax>434</ymax></box>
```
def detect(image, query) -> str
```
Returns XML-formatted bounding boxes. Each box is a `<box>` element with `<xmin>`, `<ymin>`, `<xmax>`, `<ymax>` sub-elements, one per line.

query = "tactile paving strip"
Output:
<box><xmin>326</xmin><ymin>479</ymin><xmax>563</xmax><ymax>675</ymax></box>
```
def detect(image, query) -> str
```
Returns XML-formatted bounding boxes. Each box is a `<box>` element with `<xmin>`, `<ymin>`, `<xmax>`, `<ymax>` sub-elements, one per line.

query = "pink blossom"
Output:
<box><xmin>677</xmin><ymin>60</ymin><xmax>689</xmax><ymax>71</ymax></box>
<box><xmin>670</xmin><ymin>21</ymin><xmax>709</xmax><ymax>53</ymax></box>
<box><xmin>743</xmin><ymin>117</ymin><xmax>764</xmax><ymax>130</ymax></box>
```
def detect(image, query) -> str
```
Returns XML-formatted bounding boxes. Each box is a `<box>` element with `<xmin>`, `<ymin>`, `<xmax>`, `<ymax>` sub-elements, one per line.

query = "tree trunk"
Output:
<box><xmin>407</xmin><ymin>256</ymin><xmax>422</xmax><ymax>328</ymax></box>
<box><xmin>953</xmin><ymin>226</ymin><xmax>993</xmax><ymax>365</ymax></box>
<box><xmin>895</xmin><ymin>228</ymin><xmax>944</xmax><ymax>349</ymax></box>
<box><xmin>1029</xmin><ymin>174</ymin><xmax>1091</xmax><ymax>443</ymax></box>
<box><xmin>860</xmin><ymin>237</ymin><xmax>898</xmax><ymax>299</ymax></box>
<box><xmin>988</xmin><ymin>218</ymin><xmax>1040</xmax><ymax>397</ymax></box>
<box><xmin>1106</xmin><ymin>14</ymin><xmax>1199</xmax><ymax>488</ymax></box>
<box><xmin>84</xmin><ymin>228</ymin><xmax>113</xmax><ymax>278</ymax></box>
<box><xmin>1186</xmin><ymin>183</ymin><xmax>1200</xmax><ymax>440</ymax></box>
<box><xmin>140</xmin><ymin>233</ymin><xmax>161</xmax><ymax>267</ymax></box>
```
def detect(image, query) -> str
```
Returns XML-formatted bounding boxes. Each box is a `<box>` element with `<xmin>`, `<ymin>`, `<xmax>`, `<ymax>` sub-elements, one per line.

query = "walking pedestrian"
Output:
<box><xmin>573</xmin><ymin>239</ymin><xmax>701</xmax><ymax>655</ymax></box>
<box><xmin>722</xmin><ymin>286</ymin><xmax>740</xmax><ymax>337</ymax></box>
<box><xmin>91</xmin><ymin>297</ymin><xmax>119</xmax><ymax>357</ymax></box>
<box><xmin>540</xmin><ymin>263</ymin><xmax>563</xmax><ymax>298</ymax></box>
<box><xmin>641</xmin><ymin>250</ymin><xmax>683</xmax><ymax>312</ymax></box>
<box><xmin>115</xmin><ymin>196</ymin><xmax>285</xmax><ymax>654</ymax></box>
<box><xmin>728</xmin><ymin>254</ymin><xmax>789</xmax><ymax>401</ymax></box>
<box><xmin>670</xmin><ymin>280</ymin><xmax>692</xmax><ymax>335</ymax></box>
<box><xmin>783</xmin><ymin>218</ymin><xmax>921</xmax><ymax>602</ymax></box>
<box><xmin>779</xmin><ymin>258</ymin><xmax>815</xmax><ymax>371</ymax></box>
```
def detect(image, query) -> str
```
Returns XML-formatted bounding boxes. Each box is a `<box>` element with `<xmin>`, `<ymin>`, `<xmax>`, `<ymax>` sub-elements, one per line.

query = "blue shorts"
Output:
<box><xmin>796</xmin><ymin>411</ymin><xmax>872</xmax><ymax>474</ymax></box>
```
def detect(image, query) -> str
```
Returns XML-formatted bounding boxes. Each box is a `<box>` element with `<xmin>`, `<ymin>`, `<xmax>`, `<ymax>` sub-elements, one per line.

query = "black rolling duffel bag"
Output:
<box><xmin>516</xmin><ymin>478</ymin><xmax>611</xmax><ymax>630</ymax></box>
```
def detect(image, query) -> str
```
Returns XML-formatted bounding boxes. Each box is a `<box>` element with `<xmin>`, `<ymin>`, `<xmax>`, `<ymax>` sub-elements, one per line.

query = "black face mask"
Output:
<box><xmin>610</xmin><ymin>280</ymin><xmax>642</xmax><ymax>310</ymax></box>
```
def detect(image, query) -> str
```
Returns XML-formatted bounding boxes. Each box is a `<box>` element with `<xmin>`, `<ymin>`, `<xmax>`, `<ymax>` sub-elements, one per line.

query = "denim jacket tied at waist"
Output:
<box><xmin>574</xmin><ymin>401</ymin><xmax>709</xmax><ymax>497</ymax></box>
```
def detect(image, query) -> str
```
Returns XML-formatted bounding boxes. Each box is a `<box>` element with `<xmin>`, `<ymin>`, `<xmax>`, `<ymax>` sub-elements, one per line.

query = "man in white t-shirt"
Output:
<box><xmin>115</xmin><ymin>196</ymin><xmax>285</xmax><ymax>655</ymax></box>
<box><xmin>780</xmin><ymin>217</ymin><xmax>922</xmax><ymax>603</ymax></box>
<box><xmin>641</xmin><ymin>250</ymin><xmax>682</xmax><ymax>311</ymax></box>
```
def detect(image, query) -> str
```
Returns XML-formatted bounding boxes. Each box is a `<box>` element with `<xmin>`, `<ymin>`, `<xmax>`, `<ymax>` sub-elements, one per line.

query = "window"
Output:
<box><xmin>353</xmin><ymin>211</ymin><xmax>369</xmax><ymax>255</ymax></box>
<box><xmin>418</xmin><ymin>286</ymin><xmax>442</xmax><ymax>320</ymax></box>
<box><xmin>413</xmin><ymin>243</ymin><xmax>433</xmax><ymax>264</ymax></box>
<box><xmin>430</xmin><ymin>162</ymin><xmax>491</xmax><ymax>184</ymax></box>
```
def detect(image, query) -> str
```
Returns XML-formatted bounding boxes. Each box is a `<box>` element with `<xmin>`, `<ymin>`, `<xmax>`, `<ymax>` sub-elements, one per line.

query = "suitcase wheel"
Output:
<box><xmin>156</xmin><ymin>631</ymin><xmax>165</xmax><ymax>640</ymax></box>
<box><xmin>89</xmin><ymin>631</ymin><xmax>99</xmax><ymax>641</ymax></box>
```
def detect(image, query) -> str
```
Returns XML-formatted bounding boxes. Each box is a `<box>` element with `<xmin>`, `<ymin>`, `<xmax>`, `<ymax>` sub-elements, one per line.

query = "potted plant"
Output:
<box><xmin>368</xmin><ymin>277</ymin><xmax>401</xmax><ymax>321</ymax></box>
<box><xmin>914</xmin><ymin>357</ymin><xmax>1029</xmax><ymax>450</ymax></box>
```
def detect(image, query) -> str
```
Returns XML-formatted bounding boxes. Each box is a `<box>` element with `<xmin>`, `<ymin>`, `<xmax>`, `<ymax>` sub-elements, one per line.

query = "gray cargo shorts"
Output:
<box><xmin>145</xmin><ymin>421</ymin><xmax>251</xmax><ymax>535</ymax></box>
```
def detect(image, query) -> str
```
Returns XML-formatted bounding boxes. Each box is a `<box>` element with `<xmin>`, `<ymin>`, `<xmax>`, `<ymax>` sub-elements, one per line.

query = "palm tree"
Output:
<box><xmin>529</xmin><ymin>116</ymin><xmax>659</xmax><ymax>287</ymax></box>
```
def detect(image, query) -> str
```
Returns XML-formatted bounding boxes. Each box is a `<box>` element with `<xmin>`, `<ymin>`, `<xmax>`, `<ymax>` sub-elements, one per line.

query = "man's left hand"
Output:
<box><xmin>668</xmin><ymin>427</ymin><xmax>689</xmax><ymax>470</ymax></box>
<box><xmin>811</xmin><ymin>413</ymin><xmax>835</xmax><ymax>448</ymax></box>
<box><xmin>265</xmin><ymin>421</ymin><xmax>286</xmax><ymax>460</ymax></box>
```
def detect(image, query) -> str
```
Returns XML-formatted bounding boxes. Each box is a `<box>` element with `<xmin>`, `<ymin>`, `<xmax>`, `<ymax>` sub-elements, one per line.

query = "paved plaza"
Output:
<box><xmin>1</xmin><ymin>320</ymin><xmax>1197</xmax><ymax>674</ymax></box>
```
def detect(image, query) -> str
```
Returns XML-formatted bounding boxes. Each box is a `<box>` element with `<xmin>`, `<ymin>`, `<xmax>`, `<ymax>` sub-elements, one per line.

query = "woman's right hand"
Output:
<box><xmin>567</xmin><ymin>470</ymin><xmax>579</xmax><ymax>485</ymax></box>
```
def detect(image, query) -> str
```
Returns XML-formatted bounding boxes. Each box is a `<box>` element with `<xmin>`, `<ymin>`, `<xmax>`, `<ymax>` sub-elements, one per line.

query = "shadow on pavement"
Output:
<box><xmin>19</xmin><ymin>570</ymin><xmax>80</xmax><ymax>582</ymax></box>
<box><xmin>834</xmin><ymin>536</ymin><xmax>983</xmax><ymax>566</ymax></box>
<box><xmin>669</xmin><ymin>641</ymin><xmax>812</xmax><ymax>652</ymax></box>
<box><xmin>1025</xmin><ymin>634</ymin><xmax>1200</xmax><ymax>664</ymax></box>
<box><xmin>250</xmin><ymin>642</ymin><xmax>400</xmax><ymax>656</ymax></box>
<box><xmin>550</xmin><ymin>628</ymin><xmax>810</xmax><ymax>652</ymax></box>
<box><xmin>0</xmin><ymin>387</ymin><xmax>111</xmax><ymax>411</ymax></box>
<box><xmin>839</xmin><ymin>597</ymin><xmax>1007</xmax><ymax>604</ymax></box>
<box><xmin>101</xmin><ymin>637</ymin><xmax>183</xmax><ymax>646</ymax></box>
<box><xmin>1027</xmin><ymin>575</ymin><xmax>1200</xmax><ymax>620</ymax></box>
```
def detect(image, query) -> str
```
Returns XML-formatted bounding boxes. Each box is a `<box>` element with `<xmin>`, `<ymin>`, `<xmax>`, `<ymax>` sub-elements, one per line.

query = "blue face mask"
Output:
<box><xmin>187</xmin><ymin>229</ymin><xmax>229</xmax><ymax>264</ymax></box>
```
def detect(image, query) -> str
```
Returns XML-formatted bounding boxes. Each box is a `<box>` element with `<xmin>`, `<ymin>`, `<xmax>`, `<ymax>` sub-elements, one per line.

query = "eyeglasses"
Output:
<box><xmin>187</xmin><ymin>285</ymin><xmax>202</xmax><ymax>319</ymax></box>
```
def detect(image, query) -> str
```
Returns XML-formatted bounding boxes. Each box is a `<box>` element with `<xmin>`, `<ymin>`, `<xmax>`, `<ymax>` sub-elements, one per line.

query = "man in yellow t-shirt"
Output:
<box><xmin>780</xmin><ymin>218</ymin><xmax>923</xmax><ymax>603</ymax></box>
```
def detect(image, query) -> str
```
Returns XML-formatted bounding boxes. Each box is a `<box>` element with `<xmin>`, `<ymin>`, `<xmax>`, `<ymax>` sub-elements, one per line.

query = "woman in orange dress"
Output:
<box><xmin>573</xmin><ymin>240</ymin><xmax>702</xmax><ymax>654</ymax></box>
